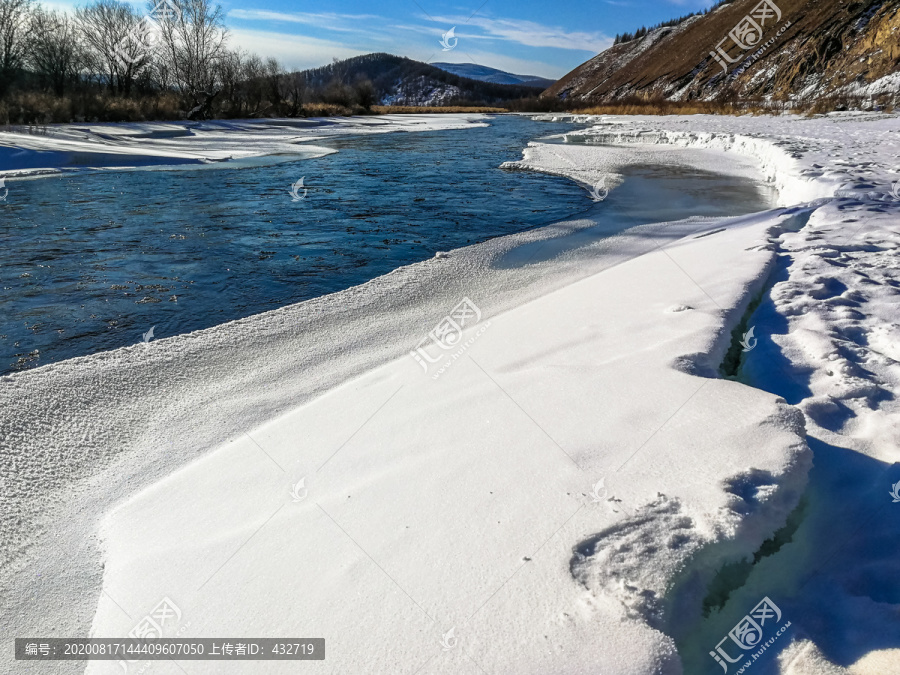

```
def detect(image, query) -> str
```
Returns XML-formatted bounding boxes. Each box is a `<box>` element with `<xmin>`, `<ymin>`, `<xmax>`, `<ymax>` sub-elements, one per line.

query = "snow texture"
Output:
<box><xmin>2</xmin><ymin>111</ymin><xmax>899</xmax><ymax>675</ymax></box>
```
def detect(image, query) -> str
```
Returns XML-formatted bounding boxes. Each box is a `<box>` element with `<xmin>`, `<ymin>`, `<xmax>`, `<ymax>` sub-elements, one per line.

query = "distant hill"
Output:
<box><xmin>300</xmin><ymin>54</ymin><xmax>545</xmax><ymax>106</ymax></box>
<box><xmin>431</xmin><ymin>62</ymin><xmax>556</xmax><ymax>89</ymax></box>
<box><xmin>546</xmin><ymin>0</ymin><xmax>900</xmax><ymax>104</ymax></box>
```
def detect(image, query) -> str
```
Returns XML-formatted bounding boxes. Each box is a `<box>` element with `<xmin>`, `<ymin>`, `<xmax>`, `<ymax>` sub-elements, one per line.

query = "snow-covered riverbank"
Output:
<box><xmin>85</xmin><ymin>209</ymin><xmax>812</xmax><ymax>675</ymax></box>
<box><xmin>0</xmin><ymin>114</ymin><xmax>489</xmax><ymax>177</ymax></box>
<box><xmin>1</xmin><ymin>113</ymin><xmax>898</xmax><ymax>674</ymax></box>
<box><xmin>513</xmin><ymin>112</ymin><xmax>900</xmax><ymax>206</ymax></box>
<box><xmin>506</xmin><ymin>112</ymin><xmax>900</xmax><ymax>673</ymax></box>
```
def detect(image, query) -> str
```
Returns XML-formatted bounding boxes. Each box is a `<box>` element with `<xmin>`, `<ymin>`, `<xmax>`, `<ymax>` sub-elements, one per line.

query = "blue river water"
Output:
<box><xmin>0</xmin><ymin>116</ymin><xmax>773</xmax><ymax>375</ymax></box>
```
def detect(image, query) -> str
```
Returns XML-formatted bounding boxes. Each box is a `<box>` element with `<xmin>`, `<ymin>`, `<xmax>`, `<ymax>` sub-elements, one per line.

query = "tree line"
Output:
<box><xmin>613</xmin><ymin>0</ymin><xmax>738</xmax><ymax>45</ymax></box>
<box><xmin>0</xmin><ymin>0</ymin><xmax>380</xmax><ymax>124</ymax></box>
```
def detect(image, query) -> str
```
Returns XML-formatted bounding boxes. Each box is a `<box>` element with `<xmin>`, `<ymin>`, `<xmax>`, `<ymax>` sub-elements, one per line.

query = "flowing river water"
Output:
<box><xmin>0</xmin><ymin>115</ymin><xmax>776</xmax><ymax>374</ymax></box>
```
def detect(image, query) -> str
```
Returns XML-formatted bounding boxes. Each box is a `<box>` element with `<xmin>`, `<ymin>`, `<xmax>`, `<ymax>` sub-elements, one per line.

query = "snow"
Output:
<box><xmin>840</xmin><ymin>71</ymin><xmax>900</xmax><ymax>100</ymax></box>
<box><xmin>2</xmin><ymin>112</ymin><xmax>899</xmax><ymax>674</ymax></box>
<box><xmin>511</xmin><ymin>112</ymin><xmax>900</xmax><ymax>674</ymax></box>
<box><xmin>732</xmin><ymin>201</ymin><xmax>900</xmax><ymax>675</ymax></box>
<box><xmin>748</xmin><ymin>203</ymin><xmax>900</xmax><ymax>450</ymax></box>
<box><xmin>500</xmin><ymin>138</ymin><xmax>769</xmax><ymax>199</ymax></box>
<box><xmin>84</xmin><ymin>208</ymin><xmax>810</xmax><ymax>675</ymax></box>
<box><xmin>379</xmin><ymin>78</ymin><xmax>464</xmax><ymax>106</ymax></box>
<box><xmin>0</xmin><ymin>114</ymin><xmax>489</xmax><ymax>178</ymax></box>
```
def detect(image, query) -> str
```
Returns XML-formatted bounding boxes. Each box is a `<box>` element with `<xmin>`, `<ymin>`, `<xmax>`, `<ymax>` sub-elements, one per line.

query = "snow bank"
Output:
<box><xmin>745</xmin><ymin>202</ymin><xmax>900</xmax><ymax>451</ymax></box>
<box><xmin>74</xmin><ymin>202</ymin><xmax>814</xmax><ymax>675</ymax></box>
<box><xmin>519</xmin><ymin>112</ymin><xmax>900</xmax><ymax>206</ymax></box>
<box><xmin>736</xmin><ymin>200</ymin><xmax>900</xmax><ymax>675</ymax></box>
<box><xmin>507</xmin><ymin>112</ymin><xmax>900</xmax><ymax>674</ymax></box>
<box><xmin>500</xmin><ymin>140</ymin><xmax>772</xmax><ymax>202</ymax></box>
<box><xmin>0</xmin><ymin>114</ymin><xmax>489</xmax><ymax>177</ymax></box>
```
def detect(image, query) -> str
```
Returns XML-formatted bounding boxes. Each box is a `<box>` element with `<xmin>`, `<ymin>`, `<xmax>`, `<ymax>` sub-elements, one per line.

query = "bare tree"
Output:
<box><xmin>238</xmin><ymin>53</ymin><xmax>265</xmax><ymax>116</ymax></box>
<box><xmin>151</xmin><ymin>54</ymin><xmax>173</xmax><ymax>93</ymax></box>
<box><xmin>212</xmin><ymin>48</ymin><xmax>236</xmax><ymax>109</ymax></box>
<box><xmin>0</xmin><ymin>0</ymin><xmax>34</xmax><ymax>97</ymax></box>
<box><xmin>155</xmin><ymin>0</ymin><xmax>228</xmax><ymax>112</ymax></box>
<box><xmin>282</xmin><ymin>71</ymin><xmax>305</xmax><ymax>117</ymax></box>
<box><xmin>28</xmin><ymin>8</ymin><xmax>84</xmax><ymax>95</ymax></box>
<box><xmin>330</xmin><ymin>56</ymin><xmax>349</xmax><ymax>84</ymax></box>
<box><xmin>264</xmin><ymin>57</ymin><xmax>282</xmax><ymax>109</ymax></box>
<box><xmin>75</xmin><ymin>0</ymin><xmax>150</xmax><ymax>95</ymax></box>
<box><xmin>353</xmin><ymin>76</ymin><xmax>377</xmax><ymax>111</ymax></box>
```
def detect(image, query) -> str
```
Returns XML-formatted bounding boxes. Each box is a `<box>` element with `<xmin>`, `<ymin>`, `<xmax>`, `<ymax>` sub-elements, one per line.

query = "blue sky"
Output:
<box><xmin>219</xmin><ymin>0</ymin><xmax>715</xmax><ymax>77</ymax></box>
<box><xmin>49</xmin><ymin>0</ymin><xmax>716</xmax><ymax>78</ymax></box>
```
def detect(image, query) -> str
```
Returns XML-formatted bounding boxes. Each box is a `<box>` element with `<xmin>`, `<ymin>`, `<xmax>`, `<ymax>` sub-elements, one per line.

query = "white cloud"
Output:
<box><xmin>229</xmin><ymin>24</ymin><xmax>566</xmax><ymax>79</ymax></box>
<box><xmin>427</xmin><ymin>14</ymin><xmax>612</xmax><ymax>52</ymax></box>
<box><xmin>392</xmin><ymin>22</ymin><xmax>497</xmax><ymax>42</ymax></box>
<box><xmin>227</xmin><ymin>9</ymin><xmax>380</xmax><ymax>34</ymax></box>
<box><xmin>227</xmin><ymin>28</ymin><xmax>365</xmax><ymax>71</ymax></box>
<box><xmin>231</xmin><ymin>8</ymin><xmax>610</xmax><ymax>55</ymax></box>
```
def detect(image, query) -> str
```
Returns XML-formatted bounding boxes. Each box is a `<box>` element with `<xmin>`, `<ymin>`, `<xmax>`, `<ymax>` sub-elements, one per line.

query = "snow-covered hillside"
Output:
<box><xmin>431</xmin><ymin>62</ymin><xmax>555</xmax><ymax>88</ymax></box>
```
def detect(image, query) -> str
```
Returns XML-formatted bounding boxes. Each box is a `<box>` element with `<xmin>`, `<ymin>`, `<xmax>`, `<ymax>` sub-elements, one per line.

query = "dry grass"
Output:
<box><xmin>0</xmin><ymin>97</ymin><xmax>505</xmax><ymax>124</ymax></box>
<box><xmin>371</xmin><ymin>105</ymin><xmax>506</xmax><ymax>114</ymax></box>
<box><xmin>4</xmin><ymin>91</ymin><xmax>886</xmax><ymax>126</ymax></box>
<box><xmin>0</xmin><ymin>91</ymin><xmax>184</xmax><ymax>124</ymax></box>
<box><xmin>569</xmin><ymin>93</ymin><xmax>896</xmax><ymax>117</ymax></box>
<box><xmin>569</xmin><ymin>100</ymin><xmax>779</xmax><ymax>116</ymax></box>
<box><xmin>300</xmin><ymin>102</ymin><xmax>360</xmax><ymax>116</ymax></box>
<box><xmin>270</xmin><ymin>103</ymin><xmax>508</xmax><ymax>117</ymax></box>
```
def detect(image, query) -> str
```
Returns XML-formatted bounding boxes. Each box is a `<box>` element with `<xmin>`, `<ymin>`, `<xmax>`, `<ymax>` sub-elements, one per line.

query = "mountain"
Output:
<box><xmin>301</xmin><ymin>54</ymin><xmax>545</xmax><ymax>107</ymax></box>
<box><xmin>546</xmin><ymin>0</ymin><xmax>900</xmax><ymax>104</ymax></box>
<box><xmin>431</xmin><ymin>62</ymin><xmax>556</xmax><ymax>89</ymax></box>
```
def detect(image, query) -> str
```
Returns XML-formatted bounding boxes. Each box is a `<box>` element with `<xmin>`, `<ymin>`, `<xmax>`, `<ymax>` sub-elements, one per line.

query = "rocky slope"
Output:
<box><xmin>545</xmin><ymin>0</ymin><xmax>900</xmax><ymax>104</ymax></box>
